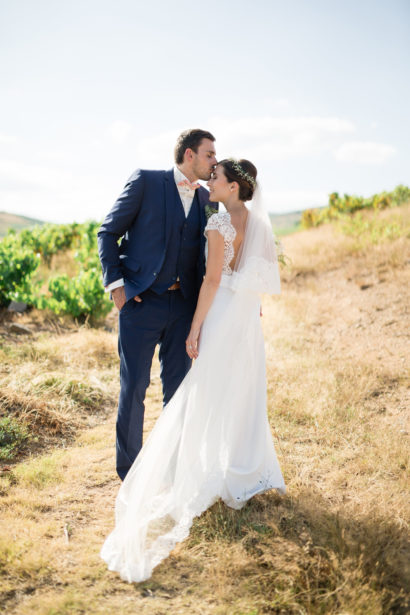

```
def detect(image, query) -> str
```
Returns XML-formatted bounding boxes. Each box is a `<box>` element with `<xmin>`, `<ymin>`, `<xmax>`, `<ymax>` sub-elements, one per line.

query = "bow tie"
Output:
<box><xmin>177</xmin><ymin>179</ymin><xmax>201</xmax><ymax>191</ymax></box>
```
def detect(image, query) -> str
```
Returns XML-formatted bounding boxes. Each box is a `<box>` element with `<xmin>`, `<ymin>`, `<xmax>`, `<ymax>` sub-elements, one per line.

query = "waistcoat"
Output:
<box><xmin>151</xmin><ymin>187</ymin><xmax>201</xmax><ymax>298</ymax></box>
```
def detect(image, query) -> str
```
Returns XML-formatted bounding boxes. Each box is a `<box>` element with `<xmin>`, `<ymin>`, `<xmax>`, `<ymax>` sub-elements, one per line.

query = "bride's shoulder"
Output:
<box><xmin>205</xmin><ymin>212</ymin><xmax>229</xmax><ymax>228</ymax></box>
<box><xmin>207</xmin><ymin>211</ymin><xmax>229</xmax><ymax>222</ymax></box>
<box><xmin>205</xmin><ymin>212</ymin><xmax>236</xmax><ymax>240</ymax></box>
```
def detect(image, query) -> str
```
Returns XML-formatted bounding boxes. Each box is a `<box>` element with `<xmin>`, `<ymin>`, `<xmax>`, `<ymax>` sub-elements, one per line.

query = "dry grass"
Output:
<box><xmin>0</xmin><ymin>205</ymin><xmax>409</xmax><ymax>614</ymax></box>
<box><xmin>0</xmin><ymin>324</ymin><xmax>119</xmax><ymax>461</ymax></box>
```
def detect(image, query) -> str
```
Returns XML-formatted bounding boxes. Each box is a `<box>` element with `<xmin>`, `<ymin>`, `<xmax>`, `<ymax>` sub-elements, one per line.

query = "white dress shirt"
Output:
<box><xmin>105</xmin><ymin>166</ymin><xmax>198</xmax><ymax>292</ymax></box>
<box><xmin>173</xmin><ymin>166</ymin><xmax>198</xmax><ymax>217</ymax></box>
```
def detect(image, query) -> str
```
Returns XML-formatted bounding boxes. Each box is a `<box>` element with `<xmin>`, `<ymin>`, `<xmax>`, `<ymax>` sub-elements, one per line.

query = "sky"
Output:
<box><xmin>1</xmin><ymin>0</ymin><xmax>409</xmax><ymax>222</ymax></box>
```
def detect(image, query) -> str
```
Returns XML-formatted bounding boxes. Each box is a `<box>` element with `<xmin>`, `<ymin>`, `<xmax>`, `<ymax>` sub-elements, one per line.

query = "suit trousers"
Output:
<box><xmin>116</xmin><ymin>288</ymin><xmax>196</xmax><ymax>480</ymax></box>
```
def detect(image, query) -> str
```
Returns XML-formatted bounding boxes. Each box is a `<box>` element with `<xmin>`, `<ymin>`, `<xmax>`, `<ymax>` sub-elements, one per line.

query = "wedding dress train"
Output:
<box><xmin>100</xmin><ymin>211</ymin><xmax>285</xmax><ymax>583</ymax></box>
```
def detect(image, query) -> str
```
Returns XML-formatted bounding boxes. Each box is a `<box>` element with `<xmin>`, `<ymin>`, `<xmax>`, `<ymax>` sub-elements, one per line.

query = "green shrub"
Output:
<box><xmin>0</xmin><ymin>235</ymin><xmax>40</xmax><ymax>306</ymax></box>
<box><xmin>19</xmin><ymin>222</ymin><xmax>82</xmax><ymax>264</ymax></box>
<box><xmin>0</xmin><ymin>417</ymin><xmax>29</xmax><ymax>460</ymax></box>
<box><xmin>301</xmin><ymin>209</ymin><xmax>321</xmax><ymax>228</ymax></box>
<box><xmin>35</xmin><ymin>268</ymin><xmax>111</xmax><ymax>319</ymax></box>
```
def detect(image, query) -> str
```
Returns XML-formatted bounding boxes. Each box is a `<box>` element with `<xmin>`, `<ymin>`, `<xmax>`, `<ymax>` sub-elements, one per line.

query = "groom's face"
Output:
<box><xmin>191</xmin><ymin>138</ymin><xmax>217</xmax><ymax>181</ymax></box>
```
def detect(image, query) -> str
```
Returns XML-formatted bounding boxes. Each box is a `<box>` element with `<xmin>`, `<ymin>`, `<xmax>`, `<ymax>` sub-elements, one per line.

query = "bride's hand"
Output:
<box><xmin>186</xmin><ymin>327</ymin><xmax>200</xmax><ymax>359</ymax></box>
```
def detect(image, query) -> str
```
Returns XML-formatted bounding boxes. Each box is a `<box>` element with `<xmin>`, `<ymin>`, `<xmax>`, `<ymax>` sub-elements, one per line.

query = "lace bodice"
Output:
<box><xmin>204</xmin><ymin>213</ymin><xmax>237</xmax><ymax>275</ymax></box>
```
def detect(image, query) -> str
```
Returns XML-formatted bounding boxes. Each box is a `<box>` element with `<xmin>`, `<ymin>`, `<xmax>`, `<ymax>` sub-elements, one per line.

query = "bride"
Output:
<box><xmin>100</xmin><ymin>158</ymin><xmax>286</xmax><ymax>583</ymax></box>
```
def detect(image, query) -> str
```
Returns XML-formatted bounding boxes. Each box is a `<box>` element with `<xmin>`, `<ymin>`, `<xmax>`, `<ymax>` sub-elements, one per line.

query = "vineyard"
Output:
<box><xmin>301</xmin><ymin>183</ymin><xmax>410</xmax><ymax>228</ymax></box>
<box><xmin>1</xmin><ymin>184</ymin><xmax>409</xmax><ymax>321</ymax></box>
<box><xmin>0</xmin><ymin>221</ymin><xmax>111</xmax><ymax>319</ymax></box>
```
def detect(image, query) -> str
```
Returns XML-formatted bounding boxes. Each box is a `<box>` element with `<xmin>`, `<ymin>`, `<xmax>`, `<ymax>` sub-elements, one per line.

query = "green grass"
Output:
<box><xmin>12</xmin><ymin>451</ymin><xmax>65</xmax><ymax>488</ymax></box>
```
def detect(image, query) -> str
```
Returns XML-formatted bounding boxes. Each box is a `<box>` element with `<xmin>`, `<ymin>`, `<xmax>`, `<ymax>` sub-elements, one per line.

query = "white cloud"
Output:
<box><xmin>135</xmin><ymin>130</ymin><xmax>179</xmax><ymax>167</ymax></box>
<box><xmin>132</xmin><ymin>116</ymin><xmax>357</xmax><ymax>170</ymax></box>
<box><xmin>0</xmin><ymin>158</ymin><xmax>72</xmax><ymax>190</ymax></box>
<box><xmin>107</xmin><ymin>120</ymin><xmax>134</xmax><ymax>144</ymax></box>
<box><xmin>207</xmin><ymin>115</ymin><xmax>356</xmax><ymax>160</ymax></box>
<box><xmin>0</xmin><ymin>133</ymin><xmax>18</xmax><ymax>145</ymax></box>
<box><xmin>260</xmin><ymin>97</ymin><xmax>291</xmax><ymax>111</ymax></box>
<box><xmin>275</xmin><ymin>97</ymin><xmax>290</xmax><ymax>109</ymax></box>
<box><xmin>333</xmin><ymin>141</ymin><xmax>396</xmax><ymax>164</ymax></box>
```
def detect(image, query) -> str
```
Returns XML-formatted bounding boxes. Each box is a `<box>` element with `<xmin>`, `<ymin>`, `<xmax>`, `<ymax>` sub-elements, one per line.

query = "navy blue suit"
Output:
<box><xmin>98</xmin><ymin>169</ymin><xmax>217</xmax><ymax>479</ymax></box>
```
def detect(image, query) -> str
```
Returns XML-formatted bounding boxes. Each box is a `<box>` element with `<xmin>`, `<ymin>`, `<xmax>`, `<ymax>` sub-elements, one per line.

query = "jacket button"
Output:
<box><xmin>153</xmin><ymin>272</ymin><xmax>157</xmax><ymax>276</ymax></box>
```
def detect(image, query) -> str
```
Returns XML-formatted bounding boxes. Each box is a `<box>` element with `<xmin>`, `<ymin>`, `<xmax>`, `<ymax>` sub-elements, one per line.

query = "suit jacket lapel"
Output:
<box><xmin>197</xmin><ymin>187</ymin><xmax>210</xmax><ymax>255</ymax></box>
<box><xmin>164</xmin><ymin>169</ymin><xmax>177</xmax><ymax>251</ymax></box>
<box><xmin>197</xmin><ymin>187</ymin><xmax>208</xmax><ymax>230</ymax></box>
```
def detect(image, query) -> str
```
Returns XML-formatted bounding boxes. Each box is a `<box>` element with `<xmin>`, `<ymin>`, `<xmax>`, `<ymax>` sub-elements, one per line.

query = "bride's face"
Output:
<box><xmin>207</xmin><ymin>165</ymin><xmax>232</xmax><ymax>202</ymax></box>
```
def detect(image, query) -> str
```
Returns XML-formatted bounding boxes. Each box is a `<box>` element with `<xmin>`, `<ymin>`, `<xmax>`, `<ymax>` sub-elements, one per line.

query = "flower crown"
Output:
<box><xmin>228</xmin><ymin>158</ymin><xmax>257</xmax><ymax>188</ymax></box>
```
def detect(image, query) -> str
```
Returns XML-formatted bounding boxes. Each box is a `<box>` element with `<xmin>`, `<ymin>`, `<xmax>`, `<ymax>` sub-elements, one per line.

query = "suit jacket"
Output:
<box><xmin>98</xmin><ymin>168</ymin><xmax>218</xmax><ymax>300</ymax></box>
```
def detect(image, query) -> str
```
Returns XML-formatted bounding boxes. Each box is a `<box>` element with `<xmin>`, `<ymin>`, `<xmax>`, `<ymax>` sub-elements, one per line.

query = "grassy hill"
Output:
<box><xmin>270</xmin><ymin>210</ymin><xmax>303</xmax><ymax>236</ymax></box>
<box><xmin>0</xmin><ymin>211</ymin><xmax>45</xmax><ymax>237</ymax></box>
<box><xmin>0</xmin><ymin>202</ymin><xmax>408</xmax><ymax>614</ymax></box>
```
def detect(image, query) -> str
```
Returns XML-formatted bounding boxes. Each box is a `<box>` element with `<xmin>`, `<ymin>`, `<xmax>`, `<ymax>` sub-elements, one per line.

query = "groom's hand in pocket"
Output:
<box><xmin>112</xmin><ymin>287</ymin><xmax>142</xmax><ymax>311</ymax></box>
<box><xmin>112</xmin><ymin>287</ymin><xmax>127</xmax><ymax>311</ymax></box>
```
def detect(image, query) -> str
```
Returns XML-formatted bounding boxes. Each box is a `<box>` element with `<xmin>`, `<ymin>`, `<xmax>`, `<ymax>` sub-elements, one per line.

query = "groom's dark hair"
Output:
<box><xmin>174</xmin><ymin>129</ymin><xmax>215</xmax><ymax>164</ymax></box>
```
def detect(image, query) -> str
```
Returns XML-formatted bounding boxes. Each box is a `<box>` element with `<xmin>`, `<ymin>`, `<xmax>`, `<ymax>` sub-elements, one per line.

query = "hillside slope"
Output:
<box><xmin>0</xmin><ymin>204</ymin><xmax>408</xmax><ymax>614</ymax></box>
<box><xmin>0</xmin><ymin>211</ymin><xmax>45</xmax><ymax>236</ymax></box>
<box><xmin>270</xmin><ymin>210</ymin><xmax>302</xmax><ymax>235</ymax></box>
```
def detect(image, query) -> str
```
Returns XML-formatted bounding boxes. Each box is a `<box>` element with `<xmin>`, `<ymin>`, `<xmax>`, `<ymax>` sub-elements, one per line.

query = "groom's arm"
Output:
<box><xmin>97</xmin><ymin>169</ymin><xmax>145</xmax><ymax>288</ymax></box>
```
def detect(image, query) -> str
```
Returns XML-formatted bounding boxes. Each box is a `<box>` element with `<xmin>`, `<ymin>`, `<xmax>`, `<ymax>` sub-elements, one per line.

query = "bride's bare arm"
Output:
<box><xmin>186</xmin><ymin>230</ymin><xmax>224</xmax><ymax>359</ymax></box>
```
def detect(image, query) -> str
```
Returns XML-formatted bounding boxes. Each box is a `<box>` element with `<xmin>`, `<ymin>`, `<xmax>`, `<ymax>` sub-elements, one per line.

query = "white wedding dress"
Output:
<box><xmin>100</xmin><ymin>211</ymin><xmax>286</xmax><ymax>583</ymax></box>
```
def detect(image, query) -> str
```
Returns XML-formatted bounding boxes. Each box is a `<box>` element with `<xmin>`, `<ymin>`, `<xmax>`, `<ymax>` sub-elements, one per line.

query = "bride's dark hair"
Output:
<box><xmin>218</xmin><ymin>159</ymin><xmax>257</xmax><ymax>201</ymax></box>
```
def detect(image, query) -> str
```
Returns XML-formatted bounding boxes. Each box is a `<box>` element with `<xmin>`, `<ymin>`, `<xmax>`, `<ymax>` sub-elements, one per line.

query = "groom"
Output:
<box><xmin>98</xmin><ymin>129</ymin><xmax>217</xmax><ymax>480</ymax></box>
